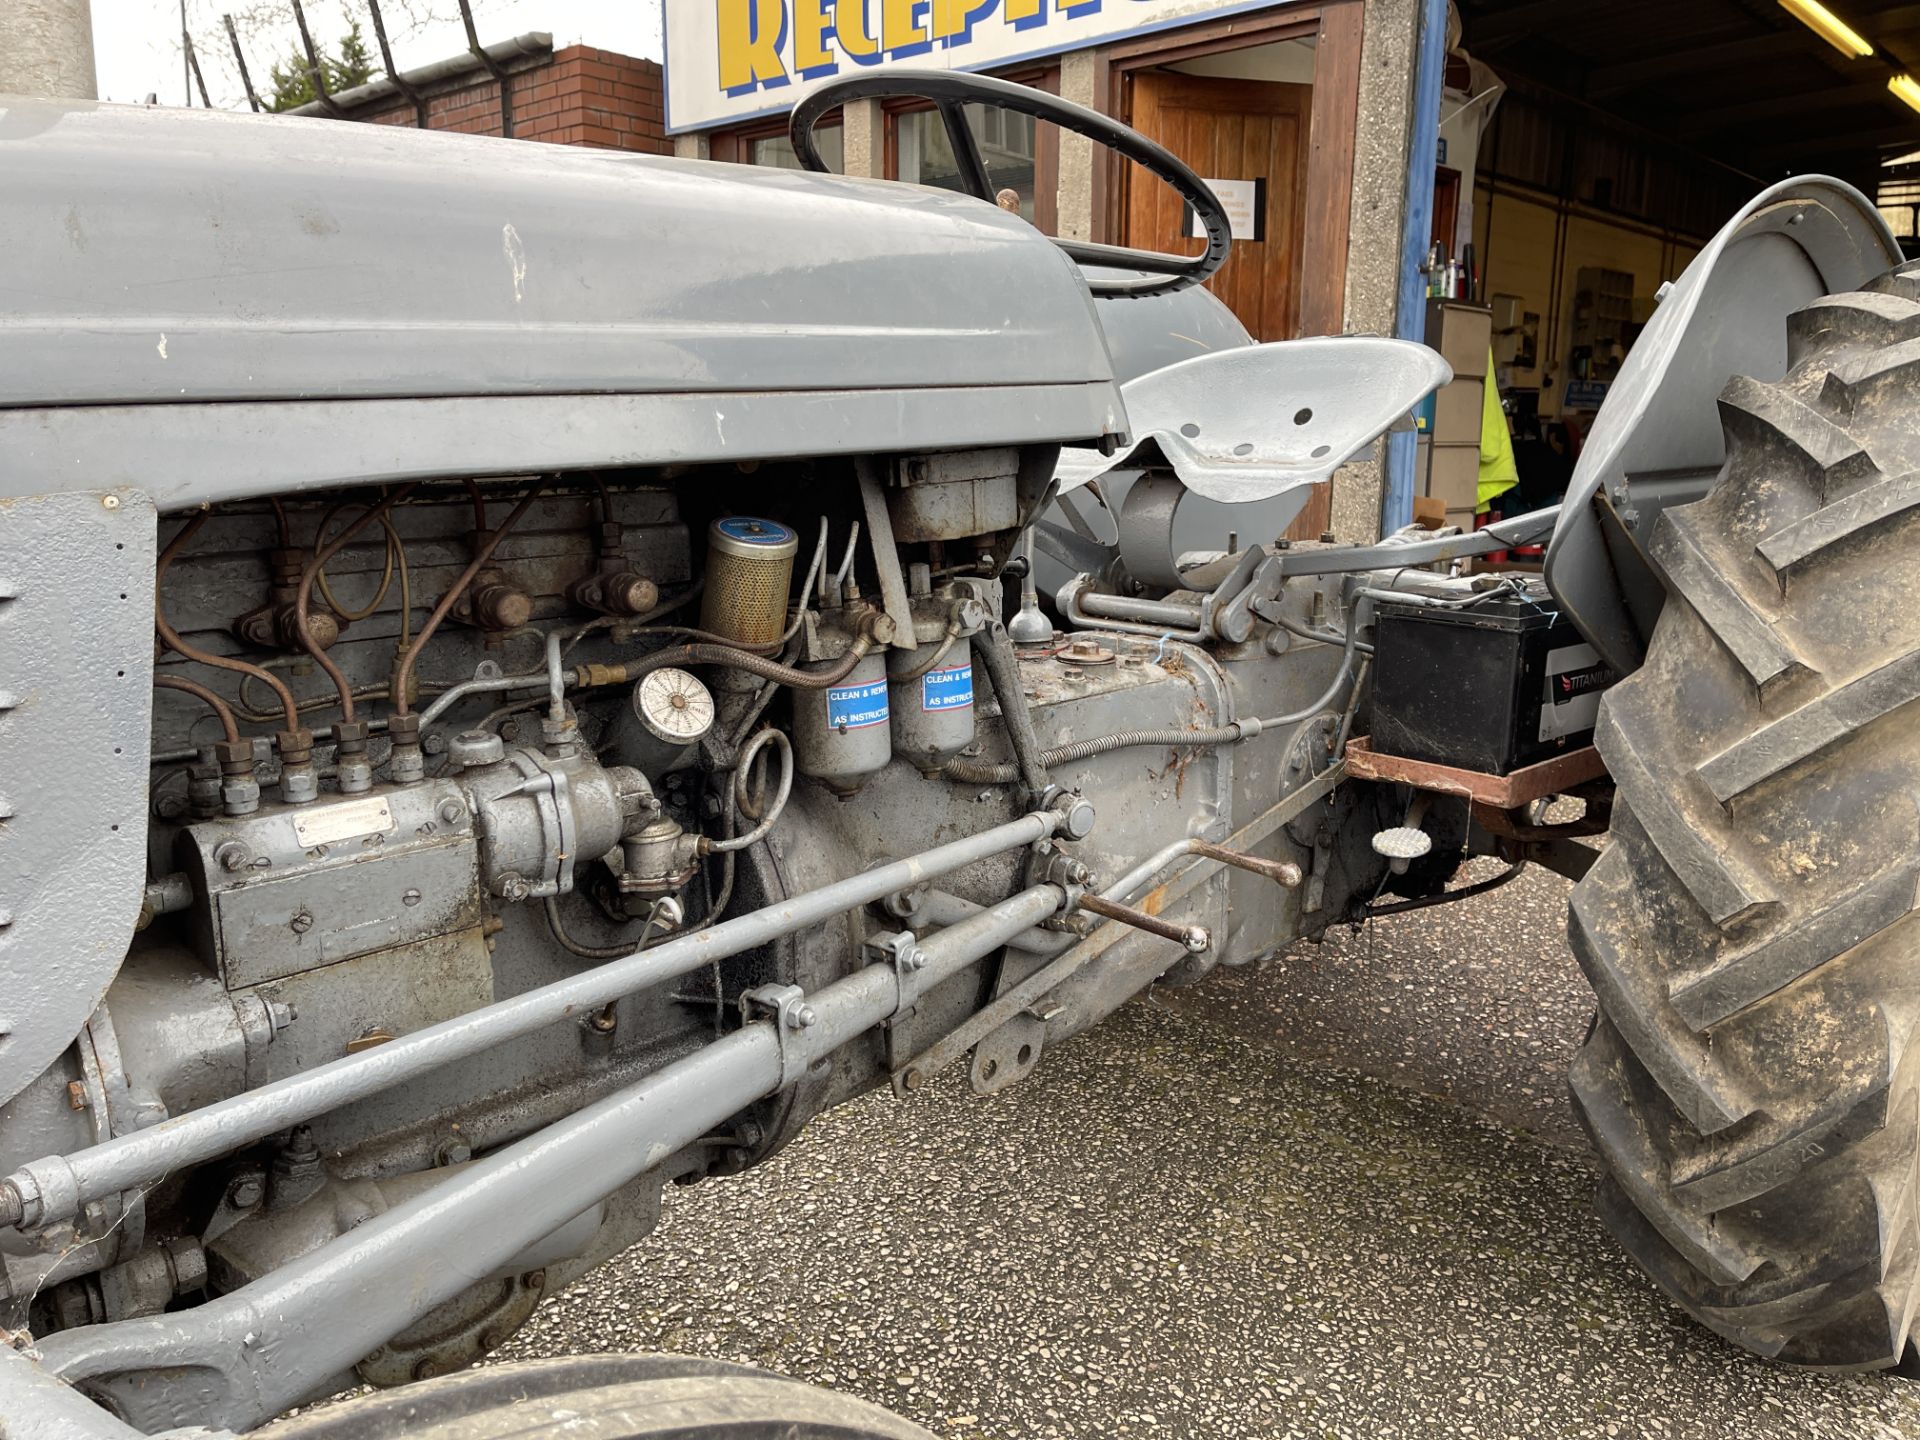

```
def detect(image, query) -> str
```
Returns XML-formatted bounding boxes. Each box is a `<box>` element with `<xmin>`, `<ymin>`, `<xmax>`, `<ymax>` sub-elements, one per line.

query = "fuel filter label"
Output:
<box><xmin>922</xmin><ymin>663</ymin><xmax>974</xmax><ymax>712</ymax></box>
<box><xmin>826</xmin><ymin>678</ymin><xmax>889</xmax><ymax>732</ymax></box>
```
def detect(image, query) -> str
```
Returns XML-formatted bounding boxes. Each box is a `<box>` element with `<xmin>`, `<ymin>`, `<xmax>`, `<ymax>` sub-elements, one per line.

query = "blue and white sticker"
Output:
<box><xmin>826</xmin><ymin>677</ymin><xmax>889</xmax><ymax>732</ymax></box>
<box><xmin>922</xmin><ymin>662</ymin><xmax>974</xmax><ymax>712</ymax></box>
<box><xmin>713</xmin><ymin>516</ymin><xmax>796</xmax><ymax>547</ymax></box>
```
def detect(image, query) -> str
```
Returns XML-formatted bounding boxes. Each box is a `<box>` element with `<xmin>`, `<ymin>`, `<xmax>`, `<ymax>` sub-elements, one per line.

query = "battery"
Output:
<box><xmin>1369</xmin><ymin>580</ymin><xmax>1615</xmax><ymax>776</ymax></box>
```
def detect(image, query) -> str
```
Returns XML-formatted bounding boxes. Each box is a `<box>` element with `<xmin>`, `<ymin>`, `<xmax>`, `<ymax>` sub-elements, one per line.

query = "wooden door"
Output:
<box><xmin>1124</xmin><ymin>70</ymin><xmax>1327</xmax><ymax>538</ymax></box>
<box><xmin>1124</xmin><ymin>72</ymin><xmax>1312</xmax><ymax>342</ymax></box>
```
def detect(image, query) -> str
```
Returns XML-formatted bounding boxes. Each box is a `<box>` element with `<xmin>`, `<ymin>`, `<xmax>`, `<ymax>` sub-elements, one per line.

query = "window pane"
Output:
<box><xmin>896</xmin><ymin>104</ymin><xmax>1037</xmax><ymax>224</ymax></box>
<box><xmin>1878</xmin><ymin>177</ymin><xmax>1919</xmax><ymax>240</ymax></box>
<box><xmin>750</xmin><ymin>125</ymin><xmax>843</xmax><ymax>173</ymax></box>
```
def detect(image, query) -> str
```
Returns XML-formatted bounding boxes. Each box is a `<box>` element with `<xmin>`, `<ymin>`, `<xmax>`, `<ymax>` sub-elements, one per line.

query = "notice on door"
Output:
<box><xmin>1186</xmin><ymin>178</ymin><xmax>1267</xmax><ymax>242</ymax></box>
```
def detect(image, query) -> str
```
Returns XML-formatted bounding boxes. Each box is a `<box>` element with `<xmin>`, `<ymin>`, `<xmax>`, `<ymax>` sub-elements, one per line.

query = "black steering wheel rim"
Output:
<box><xmin>788</xmin><ymin>70</ymin><xmax>1232</xmax><ymax>301</ymax></box>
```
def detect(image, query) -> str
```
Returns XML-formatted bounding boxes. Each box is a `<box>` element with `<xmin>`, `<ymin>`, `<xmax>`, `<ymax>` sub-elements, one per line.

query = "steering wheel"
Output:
<box><xmin>789</xmin><ymin>70</ymin><xmax>1232</xmax><ymax>301</ymax></box>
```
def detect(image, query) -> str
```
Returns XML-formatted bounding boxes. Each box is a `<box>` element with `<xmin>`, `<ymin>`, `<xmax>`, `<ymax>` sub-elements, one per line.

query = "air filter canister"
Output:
<box><xmin>699</xmin><ymin>517</ymin><xmax>798</xmax><ymax>646</ymax></box>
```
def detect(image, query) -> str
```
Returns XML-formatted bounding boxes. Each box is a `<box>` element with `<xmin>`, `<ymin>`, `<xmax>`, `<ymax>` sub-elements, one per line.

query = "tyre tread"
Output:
<box><xmin>1645</xmin><ymin>508</ymin><xmax>1806</xmax><ymax>693</ymax></box>
<box><xmin>1572</xmin><ymin>270</ymin><xmax>1920</xmax><ymax>1370</ymax></box>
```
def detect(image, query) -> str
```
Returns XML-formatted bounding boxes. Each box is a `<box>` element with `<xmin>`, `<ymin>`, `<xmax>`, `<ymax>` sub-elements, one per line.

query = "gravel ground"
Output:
<box><xmin>494</xmin><ymin>860</ymin><xmax>1920</xmax><ymax>1439</ymax></box>
<box><xmin>1160</xmin><ymin>856</ymin><xmax>1595</xmax><ymax>1146</ymax></box>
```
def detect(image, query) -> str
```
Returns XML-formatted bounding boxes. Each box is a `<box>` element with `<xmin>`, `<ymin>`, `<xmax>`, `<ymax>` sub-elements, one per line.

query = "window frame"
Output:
<box><xmin>881</xmin><ymin>66</ymin><xmax>1061</xmax><ymax>235</ymax></box>
<box><xmin>707</xmin><ymin>107</ymin><xmax>844</xmax><ymax>168</ymax></box>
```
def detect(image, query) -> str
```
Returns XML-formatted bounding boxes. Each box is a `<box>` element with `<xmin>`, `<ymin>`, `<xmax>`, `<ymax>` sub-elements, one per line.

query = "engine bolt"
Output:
<box><xmin>402</xmin><ymin>889</ymin><xmax>422</xmax><ymax>908</ymax></box>
<box><xmin>228</xmin><ymin>1175</ymin><xmax>263</xmax><ymax>1210</ymax></box>
<box><xmin>434</xmin><ymin>1134</ymin><xmax>472</xmax><ymax>1167</ymax></box>
<box><xmin>101</xmin><ymin>495</ymin><xmax>121</xmax><ymax>511</ymax></box>
<box><xmin>790</xmin><ymin>1006</ymin><xmax>818</xmax><ymax>1030</ymax></box>
<box><xmin>216</xmin><ymin>841</ymin><xmax>252</xmax><ymax>872</ymax></box>
<box><xmin>438</xmin><ymin>798</ymin><xmax>464</xmax><ymax>825</ymax></box>
<box><xmin>413</xmin><ymin>1359</ymin><xmax>440</xmax><ymax>1381</ymax></box>
<box><xmin>289</xmin><ymin>911</ymin><xmax>314</xmax><ymax>934</ymax></box>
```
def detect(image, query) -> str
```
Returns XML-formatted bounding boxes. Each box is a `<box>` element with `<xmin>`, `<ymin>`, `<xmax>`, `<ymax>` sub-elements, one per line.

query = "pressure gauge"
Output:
<box><xmin>634</xmin><ymin>667</ymin><xmax>715</xmax><ymax>748</ymax></box>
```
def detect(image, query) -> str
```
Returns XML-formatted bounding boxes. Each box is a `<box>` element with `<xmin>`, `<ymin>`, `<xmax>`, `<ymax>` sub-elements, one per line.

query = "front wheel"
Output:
<box><xmin>1570</xmin><ymin>262</ymin><xmax>1920</xmax><ymax>1367</ymax></box>
<box><xmin>256</xmin><ymin>1354</ymin><xmax>939</xmax><ymax>1439</ymax></box>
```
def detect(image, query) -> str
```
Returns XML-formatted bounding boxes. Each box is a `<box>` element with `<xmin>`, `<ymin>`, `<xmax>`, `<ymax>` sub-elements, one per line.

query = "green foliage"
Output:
<box><xmin>265</xmin><ymin>18</ymin><xmax>375</xmax><ymax>111</ymax></box>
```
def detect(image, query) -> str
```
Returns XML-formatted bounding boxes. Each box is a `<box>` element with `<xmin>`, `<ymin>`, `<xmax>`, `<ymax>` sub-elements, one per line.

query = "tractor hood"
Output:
<box><xmin>0</xmin><ymin>98</ymin><xmax>1125</xmax><ymax>504</ymax></box>
<box><xmin>0</xmin><ymin>98</ymin><xmax>1115</xmax><ymax>407</ymax></box>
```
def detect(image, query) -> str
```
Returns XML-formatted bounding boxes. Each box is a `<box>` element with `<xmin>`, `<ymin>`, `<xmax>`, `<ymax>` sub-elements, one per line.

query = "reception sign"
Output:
<box><xmin>667</xmin><ymin>0</ymin><xmax>1280</xmax><ymax>132</ymax></box>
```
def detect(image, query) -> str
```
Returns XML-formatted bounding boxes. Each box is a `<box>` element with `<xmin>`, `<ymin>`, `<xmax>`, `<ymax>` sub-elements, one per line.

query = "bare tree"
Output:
<box><xmin>181</xmin><ymin>0</ymin><xmax>452</xmax><ymax>110</ymax></box>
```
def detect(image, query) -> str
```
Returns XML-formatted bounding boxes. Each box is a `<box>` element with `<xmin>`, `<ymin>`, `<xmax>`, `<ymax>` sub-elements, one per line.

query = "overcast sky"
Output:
<box><xmin>92</xmin><ymin>0</ymin><xmax>662</xmax><ymax>110</ymax></box>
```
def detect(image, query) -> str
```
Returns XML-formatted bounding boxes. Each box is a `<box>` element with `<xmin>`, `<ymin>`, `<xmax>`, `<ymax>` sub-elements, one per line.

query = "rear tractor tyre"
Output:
<box><xmin>1569</xmin><ymin>261</ymin><xmax>1920</xmax><ymax>1367</ymax></box>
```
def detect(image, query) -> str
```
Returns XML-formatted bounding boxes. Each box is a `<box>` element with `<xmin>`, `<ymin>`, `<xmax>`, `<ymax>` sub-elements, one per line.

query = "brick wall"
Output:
<box><xmin>357</xmin><ymin>45</ymin><xmax>668</xmax><ymax>154</ymax></box>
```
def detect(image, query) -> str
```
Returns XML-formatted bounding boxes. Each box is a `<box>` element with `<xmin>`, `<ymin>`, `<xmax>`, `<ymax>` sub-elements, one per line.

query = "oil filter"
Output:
<box><xmin>699</xmin><ymin>516</ymin><xmax>798</xmax><ymax>646</ymax></box>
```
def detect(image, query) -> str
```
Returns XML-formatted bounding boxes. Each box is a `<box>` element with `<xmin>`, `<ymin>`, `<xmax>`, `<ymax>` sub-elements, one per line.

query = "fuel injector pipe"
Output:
<box><xmin>383</xmin><ymin>480</ymin><xmax>549</xmax><ymax>779</ymax></box>
<box><xmin>154</xmin><ymin>513</ymin><xmax>300</xmax><ymax>733</ymax></box>
<box><xmin>390</xmin><ymin>479</ymin><xmax>549</xmax><ymax>719</ymax></box>
<box><xmin>151</xmin><ymin>674</ymin><xmax>242</xmax><ymax>745</ymax></box>
<box><xmin>0</xmin><ymin>807</ymin><xmax>1076</xmax><ymax>1232</ymax></box>
<box><xmin>293</xmin><ymin>482</ymin><xmax>420</xmax><ymax>723</ymax></box>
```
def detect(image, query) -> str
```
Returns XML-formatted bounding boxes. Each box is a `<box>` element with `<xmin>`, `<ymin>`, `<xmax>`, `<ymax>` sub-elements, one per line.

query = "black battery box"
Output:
<box><xmin>1369</xmin><ymin>580</ymin><xmax>1615</xmax><ymax>776</ymax></box>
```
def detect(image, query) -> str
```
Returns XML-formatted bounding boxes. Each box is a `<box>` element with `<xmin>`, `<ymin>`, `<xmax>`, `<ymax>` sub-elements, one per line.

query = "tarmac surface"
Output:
<box><xmin>498</xmin><ymin>857</ymin><xmax>1920</xmax><ymax>1438</ymax></box>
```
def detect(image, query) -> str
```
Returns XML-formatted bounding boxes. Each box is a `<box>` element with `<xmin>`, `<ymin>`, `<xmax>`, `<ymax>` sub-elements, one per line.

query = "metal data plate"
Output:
<box><xmin>292</xmin><ymin>794</ymin><xmax>395</xmax><ymax>849</ymax></box>
<box><xmin>0</xmin><ymin>489</ymin><xmax>157</xmax><ymax>1106</ymax></box>
<box><xmin>1054</xmin><ymin>337</ymin><xmax>1452</xmax><ymax>503</ymax></box>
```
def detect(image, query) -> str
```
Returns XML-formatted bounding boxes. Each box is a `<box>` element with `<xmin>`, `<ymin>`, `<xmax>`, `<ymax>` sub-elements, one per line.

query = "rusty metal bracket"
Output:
<box><xmin>1344</xmin><ymin>735</ymin><xmax>1608</xmax><ymax>809</ymax></box>
<box><xmin>1471</xmin><ymin>800</ymin><xmax>1607</xmax><ymax>843</ymax></box>
<box><xmin>1471</xmin><ymin>801</ymin><xmax>1602</xmax><ymax>882</ymax></box>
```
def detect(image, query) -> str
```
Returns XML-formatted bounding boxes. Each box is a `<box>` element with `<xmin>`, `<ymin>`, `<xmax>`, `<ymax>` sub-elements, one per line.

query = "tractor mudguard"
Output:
<box><xmin>1543</xmin><ymin>175</ymin><xmax>1901</xmax><ymax>677</ymax></box>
